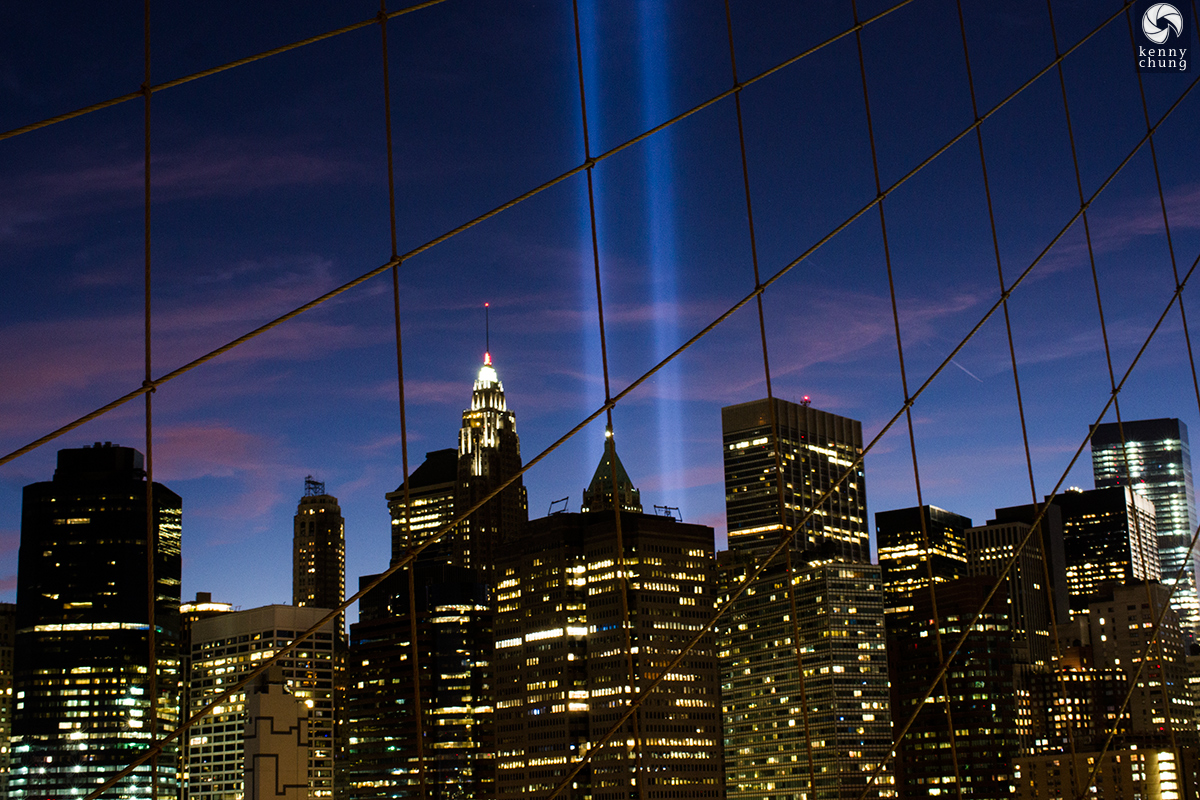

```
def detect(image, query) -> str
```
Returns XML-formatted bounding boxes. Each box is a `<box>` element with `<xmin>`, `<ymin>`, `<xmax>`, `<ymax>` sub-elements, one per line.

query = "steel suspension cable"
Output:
<box><xmin>81</xmin><ymin>4</ymin><xmax>1194</xmax><ymax>793</ymax></box>
<box><xmin>955</xmin><ymin>0</ymin><xmax>1080</xmax><ymax>788</ymax></box>
<box><xmin>859</xmin><ymin>237</ymin><xmax>1200</xmax><ymax>800</ymax></box>
<box><xmin>855</xmin><ymin>70</ymin><xmax>1200</xmax><ymax>797</ymax></box>
<box><xmin>88</xmin><ymin>72</ymin><xmax>1199</xmax><ymax>794</ymax></box>
<box><xmin>850</xmin><ymin>0</ymin><xmax>962</xmax><ymax>794</ymax></box>
<box><xmin>720</xmin><ymin>1</ymin><xmax>818</xmax><ymax>796</ymax></box>
<box><xmin>141</xmin><ymin>1</ymin><xmax>160</xmax><ymax>796</ymax></box>
<box><xmin>0</xmin><ymin>0</ymin><xmax>1123</xmax><ymax>471</ymax></box>
<box><xmin>1045</xmin><ymin>0</ymin><xmax>1183</xmax><ymax>775</ymax></box>
<box><xmin>0</xmin><ymin>0</ymin><xmax>453</xmax><ymax>143</ymax></box>
<box><xmin>377</xmin><ymin>3</ymin><xmax>430</xmax><ymax>797</ymax></box>
<box><xmin>549</xmin><ymin>4</ymin><xmax>646</xmax><ymax>798</ymax></box>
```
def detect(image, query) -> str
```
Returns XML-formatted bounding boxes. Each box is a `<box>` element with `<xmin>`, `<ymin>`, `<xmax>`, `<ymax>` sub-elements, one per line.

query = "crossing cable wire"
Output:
<box><xmin>955</xmin><ymin>0</ymin><xmax>1081</xmax><ymax>787</ymax></box>
<box><xmin>860</xmin><ymin>238</ymin><xmax>1200</xmax><ymax>800</ymax></box>
<box><xmin>850</xmin><ymin>0</ymin><xmax>962</xmax><ymax>793</ymax></box>
<box><xmin>565</xmin><ymin>3</ymin><xmax>647</xmax><ymax>797</ymax></box>
<box><xmin>547</xmin><ymin>71</ymin><xmax>1200</xmax><ymax>799</ymax></box>
<box><xmin>377</xmin><ymin>3</ymin><xmax>430</xmax><ymax>797</ymax></box>
<box><xmin>1045</xmin><ymin>0</ymin><xmax>1183</xmax><ymax>771</ymax></box>
<box><xmin>854</xmin><ymin>71</ymin><xmax>1200</xmax><ymax>798</ymax></box>
<box><xmin>0</xmin><ymin>0</ymin><xmax>453</xmax><ymax>143</ymax></box>
<box><xmin>140</xmin><ymin>1</ymin><xmax>161</xmax><ymax>795</ymax></box>
<box><xmin>720</xmin><ymin>0</ymin><xmax>817</xmax><ymax>795</ymax></box>
<box><xmin>85</xmin><ymin>53</ymin><xmax>1200</xmax><ymax>798</ymax></box>
<box><xmin>8</xmin><ymin>0</ymin><xmax>1135</xmax><ymax>472</ymax></box>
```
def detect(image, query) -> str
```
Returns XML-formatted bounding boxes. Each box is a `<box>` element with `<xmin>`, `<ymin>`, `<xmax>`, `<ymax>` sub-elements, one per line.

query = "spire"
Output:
<box><xmin>582</xmin><ymin>432</ymin><xmax>643</xmax><ymax>514</ymax></box>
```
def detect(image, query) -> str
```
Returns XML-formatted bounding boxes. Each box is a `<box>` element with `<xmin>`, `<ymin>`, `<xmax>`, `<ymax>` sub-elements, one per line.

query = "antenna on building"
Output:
<box><xmin>485</xmin><ymin>301</ymin><xmax>490</xmax><ymax>358</ymax></box>
<box><xmin>654</xmin><ymin>505</ymin><xmax>682</xmax><ymax>522</ymax></box>
<box><xmin>304</xmin><ymin>475</ymin><xmax>325</xmax><ymax>497</ymax></box>
<box><xmin>800</xmin><ymin>395</ymin><xmax>812</xmax><ymax>407</ymax></box>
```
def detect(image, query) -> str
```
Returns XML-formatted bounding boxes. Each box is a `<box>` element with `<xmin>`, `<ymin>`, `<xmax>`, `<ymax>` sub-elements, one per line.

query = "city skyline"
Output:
<box><xmin>1</xmin><ymin>0</ymin><xmax>1199</xmax><ymax>631</ymax></box>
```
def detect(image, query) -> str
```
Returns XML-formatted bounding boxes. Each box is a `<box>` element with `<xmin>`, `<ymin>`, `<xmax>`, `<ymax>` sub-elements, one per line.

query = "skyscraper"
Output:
<box><xmin>1092</xmin><ymin>418</ymin><xmax>1200</xmax><ymax>636</ymax></box>
<box><xmin>721</xmin><ymin>399</ymin><xmax>890</xmax><ymax>799</ymax></box>
<box><xmin>966</xmin><ymin>519</ymin><xmax>1055</xmax><ymax>668</ymax></box>
<box><xmin>493</xmin><ymin>447</ymin><xmax>723</xmax><ymax>800</ymax></box>
<box><xmin>722</xmin><ymin>398</ymin><xmax>868</xmax><ymax>562</ymax></box>
<box><xmin>345</xmin><ymin>563</ymin><xmax>494</xmax><ymax>800</ymax></box>
<box><xmin>1054</xmin><ymin>487</ymin><xmax>1160</xmax><ymax>602</ymax></box>
<box><xmin>887</xmin><ymin>576</ymin><xmax>1020</xmax><ymax>798</ymax></box>
<box><xmin>875</xmin><ymin>504</ymin><xmax>970</xmax><ymax>614</ymax></box>
<box><xmin>178</xmin><ymin>592</ymin><xmax>233</xmax><ymax>800</ymax></box>
<box><xmin>456</xmin><ymin>353</ymin><xmax>528</xmax><ymax>583</ymax></box>
<box><xmin>294</xmin><ymin>476</ymin><xmax>346</xmax><ymax>641</ymax></box>
<box><xmin>386</xmin><ymin>448</ymin><xmax>458</xmax><ymax>566</ymax></box>
<box><xmin>10</xmin><ymin>443</ymin><xmax>182</xmax><ymax>800</ymax></box>
<box><xmin>188</xmin><ymin>605</ymin><xmax>337</xmax><ymax>800</ymax></box>
<box><xmin>721</xmin><ymin>556</ymin><xmax>893</xmax><ymax>800</ymax></box>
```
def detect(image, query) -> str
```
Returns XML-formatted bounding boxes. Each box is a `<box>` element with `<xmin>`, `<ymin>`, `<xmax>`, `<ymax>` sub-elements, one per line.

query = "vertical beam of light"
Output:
<box><xmin>639</xmin><ymin>2</ymin><xmax>684</xmax><ymax>501</ymax></box>
<box><xmin>578</xmin><ymin>0</ymin><xmax>607</xmax><ymax>492</ymax></box>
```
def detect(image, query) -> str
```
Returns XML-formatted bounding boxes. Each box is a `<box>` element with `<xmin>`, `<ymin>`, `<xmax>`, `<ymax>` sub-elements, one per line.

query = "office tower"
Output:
<box><xmin>493</xmin><ymin>451</ymin><xmax>722</xmax><ymax>800</ymax></box>
<box><xmin>722</xmin><ymin>556</ymin><xmax>892</xmax><ymax>800</ymax></box>
<box><xmin>875</xmin><ymin>505</ymin><xmax>970</xmax><ymax>614</ymax></box>
<box><xmin>346</xmin><ymin>563</ymin><xmax>493</xmax><ymax>800</ymax></box>
<box><xmin>294</xmin><ymin>477</ymin><xmax>346</xmax><ymax>641</ymax></box>
<box><xmin>966</xmin><ymin>519</ymin><xmax>1055</xmax><ymax>668</ymax></box>
<box><xmin>991</xmin><ymin>501</ymin><xmax>1071</xmax><ymax>625</ymax></box>
<box><xmin>722</xmin><ymin>398</ymin><xmax>868</xmax><ymax>562</ymax></box>
<box><xmin>1054</xmin><ymin>487</ymin><xmax>1160</xmax><ymax>602</ymax></box>
<box><xmin>10</xmin><ymin>443</ymin><xmax>182</xmax><ymax>800</ymax></box>
<box><xmin>188</xmin><ymin>605</ymin><xmax>337</xmax><ymax>800</ymax></box>
<box><xmin>244</xmin><ymin>667</ymin><xmax>310</xmax><ymax>800</ymax></box>
<box><xmin>179</xmin><ymin>592</ymin><xmax>233</xmax><ymax>800</ymax></box>
<box><xmin>1092</xmin><ymin>418</ymin><xmax>1200</xmax><ymax>636</ymax></box>
<box><xmin>0</xmin><ymin>602</ymin><xmax>15</xmax><ymax>799</ymax></box>
<box><xmin>721</xmin><ymin>398</ymin><xmax>888</xmax><ymax>799</ymax></box>
<box><xmin>887</xmin><ymin>576</ymin><xmax>1020</xmax><ymax>798</ymax></box>
<box><xmin>456</xmin><ymin>352</ymin><xmax>528</xmax><ymax>583</ymax></box>
<box><xmin>386</xmin><ymin>448</ymin><xmax>458</xmax><ymax>566</ymax></box>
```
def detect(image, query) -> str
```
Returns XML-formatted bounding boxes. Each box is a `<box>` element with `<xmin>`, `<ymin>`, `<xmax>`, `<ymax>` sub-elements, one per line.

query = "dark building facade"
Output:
<box><xmin>875</xmin><ymin>504</ymin><xmax>970</xmax><ymax>614</ymax></box>
<box><xmin>1091</xmin><ymin>418</ymin><xmax>1200</xmax><ymax>636</ymax></box>
<box><xmin>887</xmin><ymin>576</ymin><xmax>1020</xmax><ymax>798</ymax></box>
<box><xmin>722</xmin><ymin>398</ymin><xmax>868</xmax><ymax>562</ymax></box>
<box><xmin>345</xmin><ymin>564</ymin><xmax>494</xmax><ymax>799</ymax></box>
<box><xmin>386</xmin><ymin>448</ymin><xmax>458</xmax><ymax>567</ymax></box>
<box><xmin>1054</xmin><ymin>487</ymin><xmax>1160</xmax><ymax>604</ymax></box>
<box><xmin>10</xmin><ymin>443</ymin><xmax>182</xmax><ymax>799</ymax></box>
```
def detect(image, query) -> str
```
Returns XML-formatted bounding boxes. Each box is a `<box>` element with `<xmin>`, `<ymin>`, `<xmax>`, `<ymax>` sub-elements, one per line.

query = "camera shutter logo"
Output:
<box><xmin>1143</xmin><ymin>3</ymin><xmax>1184</xmax><ymax>44</ymax></box>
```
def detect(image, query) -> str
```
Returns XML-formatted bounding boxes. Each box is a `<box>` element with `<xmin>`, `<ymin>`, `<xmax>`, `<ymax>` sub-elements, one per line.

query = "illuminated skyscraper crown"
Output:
<box><xmin>459</xmin><ymin>352</ymin><xmax>518</xmax><ymax>476</ymax></box>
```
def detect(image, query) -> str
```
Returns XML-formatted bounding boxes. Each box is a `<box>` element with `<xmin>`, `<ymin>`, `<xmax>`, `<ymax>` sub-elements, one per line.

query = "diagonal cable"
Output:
<box><xmin>0</xmin><ymin>0</ymin><xmax>1131</xmax><ymax>471</ymax></box>
<box><xmin>719</xmin><ymin>0</ymin><xmax>818</xmax><ymax>796</ymax></box>
<box><xmin>376</xmin><ymin>2</ymin><xmax>430</xmax><ymax>797</ymax></box>
<box><xmin>87</xmin><ymin>66</ymin><xmax>1200</xmax><ymax>794</ymax></box>
<box><xmin>850</xmin><ymin>0</ymin><xmax>962</xmax><ymax>794</ymax></box>
<box><xmin>0</xmin><ymin>0</ymin><xmax>453</xmax><ymax>142</ymax></box>
<box><xmin>1046</xmin><ymin>0</ymin><xmax>1182</xmax><ymax>772</ymax></box>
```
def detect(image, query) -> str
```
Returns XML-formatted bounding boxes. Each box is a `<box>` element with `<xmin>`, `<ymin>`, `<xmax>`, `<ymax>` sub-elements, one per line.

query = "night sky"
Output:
<box><xmin>2</xmin><ymin>0</ymin><xmax>1199</xmax><ymax>624</ymax></box>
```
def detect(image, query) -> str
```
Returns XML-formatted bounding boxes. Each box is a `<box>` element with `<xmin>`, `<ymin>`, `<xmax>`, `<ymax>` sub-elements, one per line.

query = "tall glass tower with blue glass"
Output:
<box><xmin>1091</xmin><ymin>418</ymin><xmax>1200</xmax><ymax>638</ymax></box>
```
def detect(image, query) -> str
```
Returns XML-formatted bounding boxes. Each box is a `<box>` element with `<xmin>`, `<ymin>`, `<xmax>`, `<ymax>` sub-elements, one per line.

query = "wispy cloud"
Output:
<box><xmin>0</xmin><ymin>137</ymin><xmax>370</xmax><ymax>244</ymax></box>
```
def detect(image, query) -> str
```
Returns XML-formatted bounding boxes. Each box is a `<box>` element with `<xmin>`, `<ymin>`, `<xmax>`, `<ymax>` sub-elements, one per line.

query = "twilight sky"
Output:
<box><xmin>1</xmin><ymin>0</ymin><xmax>1199</xmax><ymax>624</ymax></box>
